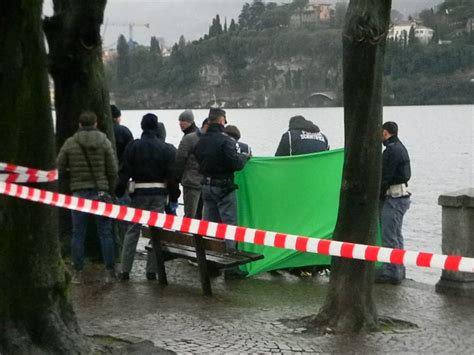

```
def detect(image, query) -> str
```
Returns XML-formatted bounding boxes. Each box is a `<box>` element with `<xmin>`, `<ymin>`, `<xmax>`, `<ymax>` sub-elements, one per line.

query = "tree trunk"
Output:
<box><xmin>0</xmin><ymin>1</ymin><xmax>88</xmax><ymax>352</ymax></box>
<box><xmin>44</xmin><ymin>0</ymin><xmax>114</xmax><ymax>257</ymax></box>
<box><xmin>315</xmin><ymin>0</ymin><xmax>392</xmax><ymax>333</ymax></box>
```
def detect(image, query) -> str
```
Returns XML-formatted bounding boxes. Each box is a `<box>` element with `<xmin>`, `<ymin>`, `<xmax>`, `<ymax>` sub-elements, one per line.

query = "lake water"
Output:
<box><xmin>120</xmin><ymin>105</ymin><xmax>474</xmax><ymax>285</ymax></box>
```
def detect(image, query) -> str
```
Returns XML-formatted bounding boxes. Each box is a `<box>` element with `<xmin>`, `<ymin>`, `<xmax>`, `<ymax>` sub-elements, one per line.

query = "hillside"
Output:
<box><xmin>106</xmin><ymin>0</ymin><xmax>474</xmax><ymax>108</ymax></box>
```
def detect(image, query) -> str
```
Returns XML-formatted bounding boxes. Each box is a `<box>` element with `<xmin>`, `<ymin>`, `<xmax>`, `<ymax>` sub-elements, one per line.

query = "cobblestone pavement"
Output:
<box><xmin>73</xmin><ymin>255</ymin><xmax>474</xmax><ymax>354</ymax></box>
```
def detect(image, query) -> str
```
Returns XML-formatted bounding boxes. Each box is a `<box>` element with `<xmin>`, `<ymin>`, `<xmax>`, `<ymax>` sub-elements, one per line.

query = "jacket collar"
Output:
<box><xmin>79</xmin><ymin>126</ymin><xmax>98</xmax><ymax>132</ymax></box>
<box><xmin>383</xmin><ymin>135</ymin><xmax>399</xmax><ymax>147</ymax></box>
<box><xmin>141</xmin><ymin>129</ymin><xmax>158</xmax><ymax>139</ymax></box>
<box><xmin>207</xmin><ymin>123</ymin><xmax>225</xmax><ymax>133</ymax></box>
<box><xmin>182</xmin><ymin>122</ymin><xmax>197</xmax><ymax>135</ymax></box>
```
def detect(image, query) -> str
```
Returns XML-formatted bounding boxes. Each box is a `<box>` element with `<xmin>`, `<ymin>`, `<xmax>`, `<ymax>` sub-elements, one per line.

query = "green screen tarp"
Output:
<box><xmin>235</xmin><ymin>149</ymin><xmax>345</xmax><ymax>276</ymax></box>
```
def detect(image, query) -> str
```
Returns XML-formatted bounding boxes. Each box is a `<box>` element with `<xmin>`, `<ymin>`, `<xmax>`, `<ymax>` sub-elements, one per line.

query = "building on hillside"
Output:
<box><xmin>290</xmin><ymin>1</ymin><xmax>334</xmax><ymax>28</ymax></box>
<box><xmin>387</xmin><ymin>21</ymin><xmax>434</xmax><ymax>45</ymax></box>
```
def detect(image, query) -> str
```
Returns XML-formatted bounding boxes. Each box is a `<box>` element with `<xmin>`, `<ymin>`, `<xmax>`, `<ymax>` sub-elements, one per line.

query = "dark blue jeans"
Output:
<box><xmin>379</xmin><ymin>196</ymin><xmax>411</xmax><ymax>281</ymax></box>
<box><xmin>202</xmin><ymin>185</ymin><xmax>237</xmax><ymax>249</ymax></box>
<box><xmin>71</xmin><ymin>189</ymin><xmax>115</xmax><ymax>271</ymax></box>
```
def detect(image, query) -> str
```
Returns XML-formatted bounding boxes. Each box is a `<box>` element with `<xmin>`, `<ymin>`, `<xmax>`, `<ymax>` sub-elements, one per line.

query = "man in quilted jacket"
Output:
<box><xmin>57</xmin><ymin>111</ymin><xmax>118</xmax><ymax>284</ymax></box>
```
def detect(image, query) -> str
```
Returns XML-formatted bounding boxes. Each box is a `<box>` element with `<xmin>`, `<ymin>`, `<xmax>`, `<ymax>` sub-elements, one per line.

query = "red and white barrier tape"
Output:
<box><xmin>1</xmin><ymin>181</ymin><xmax>473</xmax><ymax>273</ymax></box>
<box><xmin>0</xmin><ymin>163</ymin><xmax>57</xmax><ymax>183</ymax></box>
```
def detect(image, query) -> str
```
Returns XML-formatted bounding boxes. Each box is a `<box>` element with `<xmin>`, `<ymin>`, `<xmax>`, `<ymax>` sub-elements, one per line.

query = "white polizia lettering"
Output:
<box><xmin>300</xmin><ymin>131</ymin><xmax>325</xmax><ymax>142</ymax></box>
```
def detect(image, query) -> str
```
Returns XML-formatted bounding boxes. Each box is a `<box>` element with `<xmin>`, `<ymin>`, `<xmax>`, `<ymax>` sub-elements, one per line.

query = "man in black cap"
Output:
<box><xmin>115</xmin><ymin>113</ymin><xmax>176</xmax><ymax>281</ymax></box>
<box><xmin>195</xmin><ymin>108</ymin><xmax>249</xmax><ymax>278</ymax></box>
<box><xmin>110</xmin><ymin>104</ymin><xmax>133</xmax><ymax>163</ymax></box>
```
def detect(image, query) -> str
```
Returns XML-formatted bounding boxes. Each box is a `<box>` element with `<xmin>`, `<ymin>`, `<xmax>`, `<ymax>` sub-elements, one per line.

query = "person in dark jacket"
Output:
<box><xmin>174</xmin><ymin>118</ymin><xmax>209</xmax><ymax>218</ymax></box>
<box><xmin>116</xmin><ymin>113</ymin><xmax>176</xmax><ymax>281</ymax></box>
<box><xmin>195</xmin><ymin>108</ymin><xmax>248</xmax><ymax>243</ymax></box>
<box><xmin>275</xmin><ymin>115</ymin><xmax>329</xmax><ymax>156</ymax></box>
<box><xmin>57</xmin><ymin>111</ymin><xmax>118</xmax><ymax>284</ymax></box>
<box><xmin>111</xmin><ymin>104</ymin><xmax>133</xmax><ymax>163</ymax></box>
<box><xmin>224</xmin><ymin>125</ymin><xmax>252</xmax><ymax>157</ymax></box>
<box><xmin>275</xmin><ymin>116</ymin><xmax>329</xmax><ymax>277</ymax></box>
<box><xmin>376</xmin><ymin>121</ymin><xmax>411</xmax><ymax>285</ymax></box>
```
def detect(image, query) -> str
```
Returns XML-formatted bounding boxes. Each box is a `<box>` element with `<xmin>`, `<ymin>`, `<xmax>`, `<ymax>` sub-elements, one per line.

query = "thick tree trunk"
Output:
<box><xmin>44</xmin><ymin>0</ymin><xmax>114</xmax><ymax>257</ymax></box>
<box><xmin>0</xmin><ymin>1</ymin><xmax>88</xmax><ymax>353</ymax></box>
<box><xmin>315</xmin><ymin>0</ymin><xmax>392</xmax><ymax>333</ymax></box>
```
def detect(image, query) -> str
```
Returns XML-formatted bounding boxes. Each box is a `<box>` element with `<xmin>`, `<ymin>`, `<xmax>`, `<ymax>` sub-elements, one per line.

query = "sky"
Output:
<box><xmin>43</xmin><ymin>0</ymin><xmax>443</xmax><ymax>49</ymax></box>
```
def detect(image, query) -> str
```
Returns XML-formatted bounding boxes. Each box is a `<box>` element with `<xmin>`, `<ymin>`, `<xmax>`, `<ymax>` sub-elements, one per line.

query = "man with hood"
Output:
<box><xmin>115</xmin><ymin>113</ymin><xmax>176</xmax><ymax>281</ymax></box>
<box><xmin>274</xmin><ymin>115</ymin><xmax>330</xmax><ymax>277</ymax></box>
<box><xmin>275</xmin><ymin>115</ymin><xmax>329</xmax><ymax>156</ymax></box>
<box><xmin>57</xmin><ymin>111</ymin><xmax>118</xmax><ymax>284</ymax></box>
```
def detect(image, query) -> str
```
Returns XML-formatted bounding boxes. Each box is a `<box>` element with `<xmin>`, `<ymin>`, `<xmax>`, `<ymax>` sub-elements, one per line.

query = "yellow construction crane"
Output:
<box><xmin>105</xmin><ymin>22</ymin><xmax>150</xmax><ymax>42</ymax></box>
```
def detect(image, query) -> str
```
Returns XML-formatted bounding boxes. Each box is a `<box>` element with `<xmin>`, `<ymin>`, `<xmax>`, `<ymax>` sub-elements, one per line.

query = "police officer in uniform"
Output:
<box><xmin>195</xmin><ymin>108</ymin><xmax>249</xmax><ymax>276</ymax></box>
<box><xmin>376</xmin><ymin>121</ymin><xmax>411</xmax><ymax>285</ymax></box>
<box><xmin>275</xmin><ymin>115</ymin><xmax>329</xmax><ymax>156</ymax></box>
<box><xmin>224</xmin><ymin>125</ymin><xmax>252</xmax><ymax>157</ymax></box>
<box><xmin>116</xmin><ymin>113</ymin><xmax>176</xmax><ymax>281</ymax></box>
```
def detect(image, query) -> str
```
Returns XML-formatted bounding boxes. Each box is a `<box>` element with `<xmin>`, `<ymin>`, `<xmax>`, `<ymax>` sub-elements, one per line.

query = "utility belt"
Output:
<box><xmin>386</xmin><ymin>183</ymin><xmax>410</xmax><ymax>198</ymax></box>
<box><xmin>201</xmin><ymin>176</ymin><xmax>237</xmax><ymax>189</ymax></box>
<box><xmin>128</xmin><ymin>181</ymin><xmax>167</xmax><ymax>194</ymax></box>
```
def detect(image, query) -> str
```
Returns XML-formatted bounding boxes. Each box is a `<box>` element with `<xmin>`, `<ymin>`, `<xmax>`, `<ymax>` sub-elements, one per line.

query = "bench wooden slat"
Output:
<box><xmin>142</xmin><ymin>227</ymin><xmax>227</xmax><ymax>253</ymax></box>
<box><xmin>160</xmin><ymin>243</ymin><xmax>263</xmax><ymax>268</ymax></box>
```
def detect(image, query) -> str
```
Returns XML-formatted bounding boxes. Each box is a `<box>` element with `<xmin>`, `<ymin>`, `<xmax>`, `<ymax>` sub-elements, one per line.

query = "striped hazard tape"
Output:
<box><xmin>0</xmin><ymin>163</ymin><xmax>57</xmax><ymax>183</ymax></box>
<box><xmin>1</xmin><ymin>181</ymin><xmax>473</xmax><ymax>274</ymax></box>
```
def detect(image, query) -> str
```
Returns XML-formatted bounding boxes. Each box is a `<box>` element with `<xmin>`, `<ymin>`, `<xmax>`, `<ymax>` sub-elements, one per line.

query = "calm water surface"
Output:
<box><xmin>121</xmin><ymin>105</ymin><xmax>474</xmax><ymax>285</ymax></box>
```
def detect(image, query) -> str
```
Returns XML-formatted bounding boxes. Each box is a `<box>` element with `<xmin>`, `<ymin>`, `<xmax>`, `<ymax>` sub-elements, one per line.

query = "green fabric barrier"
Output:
<box><xmin>235</xmin><ymin>148</ymin><xmax>345</xmax><ymax>276</ymax></box>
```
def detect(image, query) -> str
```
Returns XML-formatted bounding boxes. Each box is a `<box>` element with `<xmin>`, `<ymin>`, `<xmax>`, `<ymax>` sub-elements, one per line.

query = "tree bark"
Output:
<box><xmin>44</xmin><ymin>0</ymin><xmax>114</xmax><ymax>256</ymax></box>
<box><xmin>0</xmin><ymin>1</ymin><xmax>88</xmax><ymax>352</ymax></box>
<box><xmin>315</xmin><ymin>0</ymin><xmax>392</xmax><ymax>333</ymax></box>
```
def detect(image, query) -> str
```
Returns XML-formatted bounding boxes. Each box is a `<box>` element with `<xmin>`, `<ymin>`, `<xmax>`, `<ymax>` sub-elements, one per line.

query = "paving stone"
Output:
<box><xmin>73</xmin><ymin>257</ymin><xmax>474</xmax><ymax>353</ymax></box>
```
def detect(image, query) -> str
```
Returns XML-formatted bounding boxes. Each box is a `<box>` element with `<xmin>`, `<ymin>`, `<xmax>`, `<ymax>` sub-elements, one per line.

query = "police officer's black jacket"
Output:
<box><xmin>116</xmin><ymin>130</ymin><xmax>176</xmax><ymax>197</ymax></box>
<box><xmin>113</xmin><ymin>122</ymin><xmax>134</xmax><ymax>163</ymax></box>
<box><xmin>275</xmin><ymin>119</ymin><xmax>329</xmax><ymax>156</ymax></box>
<box><xmin>194</xmin><ymin>123</ymin><xmax>248</xmax><ymax>180</ymax></box>
<box><xmin>381</xmin><ymin>135</ymin><xmax>411</xmax><ymax>198</ymax></box>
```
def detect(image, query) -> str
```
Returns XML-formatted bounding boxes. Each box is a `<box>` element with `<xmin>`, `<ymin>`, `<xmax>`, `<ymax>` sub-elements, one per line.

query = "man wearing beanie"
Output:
<box><xmin>110</xmin><ymin>104</ymin><xmax>133</xmax><ymax>163</ymax></box>
<box><xmin>115</xmin><ymin>113</ymin><xmax>176</xmax><ymax>281</ymax></box>
<box><xmin>178</xmin><ymin>110</ymin><xmax>198</xmax><ymax>135</ymax></box>
<box><xmin>195</xmin><ymin>108</ymin><xmax>249</xmax><ymax>279</ymax></box>
<box><xmin>174</xmin><ymin>118</ymin><xmax>209</xmax><ymax>218</ymax></box>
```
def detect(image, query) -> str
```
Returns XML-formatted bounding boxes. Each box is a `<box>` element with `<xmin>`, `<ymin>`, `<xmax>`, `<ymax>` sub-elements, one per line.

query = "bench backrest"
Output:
<box><xmin>142</xmin><ymin>227</ymin><xmax>227</xmax><ymax>253</ymax></box>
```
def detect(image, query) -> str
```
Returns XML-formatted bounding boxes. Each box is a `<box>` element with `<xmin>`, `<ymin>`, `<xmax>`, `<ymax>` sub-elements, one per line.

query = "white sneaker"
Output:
<box><xmin>105</xmin><ymin>269</ymin><xmax>116</xmax><ymax>283</ymax></box>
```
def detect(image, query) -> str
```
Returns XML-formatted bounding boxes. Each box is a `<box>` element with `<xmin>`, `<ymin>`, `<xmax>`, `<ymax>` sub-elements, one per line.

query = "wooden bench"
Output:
<box><xmin>142</xmin><ymin>227</ymin><xmax>264</xmax><ymax>296</ymax></box>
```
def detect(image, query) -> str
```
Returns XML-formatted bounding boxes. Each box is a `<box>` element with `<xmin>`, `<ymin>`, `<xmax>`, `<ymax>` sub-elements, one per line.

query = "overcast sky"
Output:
<box><xmin>43</xmin><ymin>0</ymin><xmax>443</xmax><ymax>48</ymax></box>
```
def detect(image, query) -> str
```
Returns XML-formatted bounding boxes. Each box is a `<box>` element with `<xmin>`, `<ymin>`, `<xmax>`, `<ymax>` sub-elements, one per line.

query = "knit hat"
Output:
<box><xmin>141</xmin><ymin>113</ymin><xmax>158</xmax><ymax>131</ymax></box>
<box><xmin>110</xmin><ymin>104</ymin><xmax>121</xmax><ymax>120</ymax></box>
<box><xmin>178</xmin><ymin>110</ymin><xmax>194</xmax><ymax>123</ymax></box>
